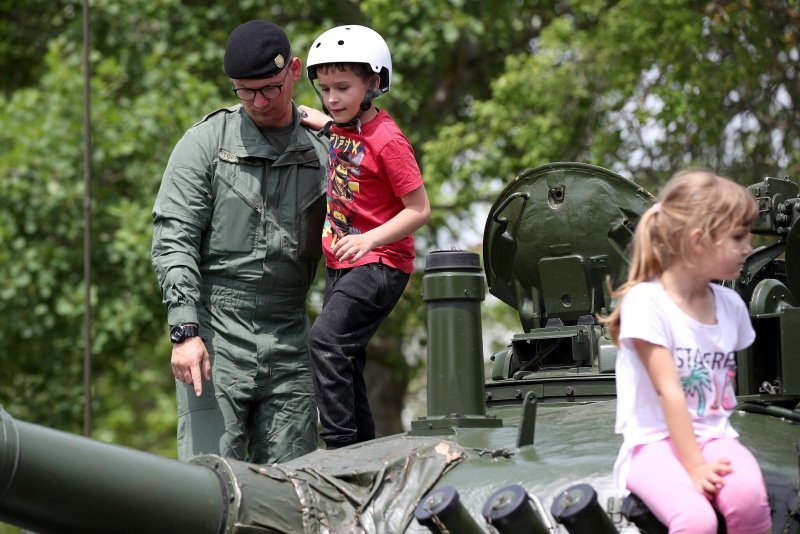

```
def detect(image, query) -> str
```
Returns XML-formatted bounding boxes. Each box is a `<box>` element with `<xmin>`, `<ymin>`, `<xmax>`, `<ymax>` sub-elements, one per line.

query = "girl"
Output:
<box><xmin>602</xmin><ymin>171</ymin><xmax>771</xmax><ymax>533</ymax></box>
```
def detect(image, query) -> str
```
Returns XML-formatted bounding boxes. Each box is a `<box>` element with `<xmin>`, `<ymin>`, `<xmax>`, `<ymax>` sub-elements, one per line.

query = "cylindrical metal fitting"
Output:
<box><xmin>423</xmin><ymin>250</ymin><xmax>487</xmax><ymax>418</ymax></box>
<box><xmin>551</xmin><ymin>483</ymin><xmax>617</xmax><ymax>534</ymax></box>
<box><xmin>414</xmin><ymin>486</ymin><xmax>483</xmax><ymax>533</ymax></box>
<box><xmin>482</xmin><ymin>484</ymin><xmax>549</xmax><ymax>534</ymax></box>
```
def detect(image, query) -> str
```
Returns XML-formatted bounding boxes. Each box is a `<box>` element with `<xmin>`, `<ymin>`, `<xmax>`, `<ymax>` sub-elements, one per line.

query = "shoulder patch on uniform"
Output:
<box><xmin>193</xmin><ymin>105</ymin><xmax>240</xmax><ymax>127</ymax></box>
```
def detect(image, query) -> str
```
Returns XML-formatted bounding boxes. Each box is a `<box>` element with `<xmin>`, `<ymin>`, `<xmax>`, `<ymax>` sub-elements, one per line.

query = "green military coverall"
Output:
<box><xmin>152</xmin><ymin>104</ymin><xmax>328</xmax><ymax>464</ymax></box>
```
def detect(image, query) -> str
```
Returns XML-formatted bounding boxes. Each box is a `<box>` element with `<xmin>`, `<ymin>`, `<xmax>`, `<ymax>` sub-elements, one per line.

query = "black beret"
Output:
<box><xmin>224</xmin><ymin>20</ymin><xmax>291</xmax><ymax>79</ymax></box>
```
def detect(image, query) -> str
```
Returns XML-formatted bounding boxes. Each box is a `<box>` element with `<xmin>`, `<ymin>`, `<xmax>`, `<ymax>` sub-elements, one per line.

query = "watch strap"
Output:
<box><xmin>181</xmin><ymin>324</ymin><xmax>199</xmax><ymax>338</ymax></box>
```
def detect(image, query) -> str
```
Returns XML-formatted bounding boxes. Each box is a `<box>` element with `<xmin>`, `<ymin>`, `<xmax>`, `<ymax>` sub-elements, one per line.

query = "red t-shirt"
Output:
<box><xmin>322</xmin><ymin>109</ymin><xmax>424</xmax><ymax>273</ymax></box>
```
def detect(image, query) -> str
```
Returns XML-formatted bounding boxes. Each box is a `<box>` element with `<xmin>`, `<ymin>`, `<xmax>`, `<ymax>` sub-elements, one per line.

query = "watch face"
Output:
<box><xmin>169</xmin><ymin>325</ymin><xmax>184</xmax><ymax>343</ymax></box>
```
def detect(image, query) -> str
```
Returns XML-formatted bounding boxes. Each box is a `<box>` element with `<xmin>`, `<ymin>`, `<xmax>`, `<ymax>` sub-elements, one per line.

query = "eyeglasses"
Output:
<box><xmin>232</xmin><ymin>65</ymin><xmax>291</xmax><ymax>101</ymax></box>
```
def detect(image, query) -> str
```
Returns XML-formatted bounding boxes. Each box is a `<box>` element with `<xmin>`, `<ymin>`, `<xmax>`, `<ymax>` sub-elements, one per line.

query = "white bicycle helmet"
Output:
<box><xmin>307</xmin><ymin>25</ymin><xmax>392</xmax><ymax>94</ymax></box>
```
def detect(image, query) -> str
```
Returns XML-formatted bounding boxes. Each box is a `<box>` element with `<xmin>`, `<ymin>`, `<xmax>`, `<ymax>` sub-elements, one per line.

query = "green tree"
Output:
<box><xmin>0</xmin><ymin>0</ymin><xmax>78</xmax><ymax>93</ymax></box>
<box><xmin>423</xmin><ymin>0</ymin><xmax>800</xmax><ymax>223</ymax></box>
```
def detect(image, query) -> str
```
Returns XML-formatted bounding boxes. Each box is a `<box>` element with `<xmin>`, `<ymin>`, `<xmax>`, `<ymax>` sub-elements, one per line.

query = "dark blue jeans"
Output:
<box><xmin>308</xmin><ymin>261</ymin><xmax>410</xmax><ymax>448</ymax></box>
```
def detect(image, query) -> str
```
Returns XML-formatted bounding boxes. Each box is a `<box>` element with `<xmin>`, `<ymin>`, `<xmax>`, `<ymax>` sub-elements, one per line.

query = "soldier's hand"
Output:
<box><xmin>171</xmin><ymin>337</ymin><xmax>211</xmax><ymax>397</ymax></box>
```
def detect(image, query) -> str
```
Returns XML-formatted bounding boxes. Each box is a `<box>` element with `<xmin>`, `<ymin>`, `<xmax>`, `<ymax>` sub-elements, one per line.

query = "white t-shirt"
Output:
<box><xmin>613</xmin><ymin>280</ymin><xmax>755</xmax><ymax>491</ymax></box>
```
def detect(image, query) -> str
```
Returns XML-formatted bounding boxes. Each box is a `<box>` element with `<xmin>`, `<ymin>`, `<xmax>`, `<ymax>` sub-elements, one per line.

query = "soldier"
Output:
<box><xmin>152</xmin><ymin>20</ymin><xmax>328</xmax><ymax>463</ymax></box>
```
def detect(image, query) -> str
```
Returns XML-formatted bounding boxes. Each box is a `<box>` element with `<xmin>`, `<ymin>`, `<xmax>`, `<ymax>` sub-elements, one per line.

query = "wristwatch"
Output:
<box><xmin>169</xmin><ymin>323</ymin><xmax>199</xmax><ymax>344</ymax></box>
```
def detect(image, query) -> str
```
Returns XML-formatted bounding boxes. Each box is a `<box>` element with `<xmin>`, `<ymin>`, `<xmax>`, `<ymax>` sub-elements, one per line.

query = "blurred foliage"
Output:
<box><xmin>0</xmin><ymin>0</ymin><xmax>797</xmax><ymax>471</ymax></box>
<box><xmin>424</xmin><ymin>0</ymin><xmax>800</xmax><ymax>246</ymax></box>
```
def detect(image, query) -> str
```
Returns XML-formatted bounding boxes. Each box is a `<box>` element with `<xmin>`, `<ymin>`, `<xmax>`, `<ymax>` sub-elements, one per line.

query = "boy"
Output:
<box><xmin>300</xmin><ymin>25</ymin><xmax>431</xmax><ymax>449</ymax></box>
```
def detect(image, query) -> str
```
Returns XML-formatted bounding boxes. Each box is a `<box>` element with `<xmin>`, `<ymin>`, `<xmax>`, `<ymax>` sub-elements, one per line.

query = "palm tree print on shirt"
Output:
<box><xmin>681</xmin><ymin>366</ymin><xmax>713</xmax><ymax>416</ymax></box>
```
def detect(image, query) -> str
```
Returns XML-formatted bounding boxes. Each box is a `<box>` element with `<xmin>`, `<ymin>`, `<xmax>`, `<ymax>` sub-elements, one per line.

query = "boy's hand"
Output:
<box><xmin>333</xmin><ymin>233</ymin><xmax>376</xmax><ymax>263</ymax></box>
<box><xmin>688</xmin><ymin>459</ymin><xmax>732</xmax><ymax>499</ymax></box>
<box><xmin>298</xmin><ymin>105</ymin><xmax>330</xmax><ymax>130</ymax></box>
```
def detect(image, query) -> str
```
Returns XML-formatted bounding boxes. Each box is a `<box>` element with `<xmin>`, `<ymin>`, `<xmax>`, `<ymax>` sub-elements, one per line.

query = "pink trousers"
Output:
<box><xmin>626</xmin><ymin>437</ymin><xmax>771</xmax><ymax>534</ymax></box>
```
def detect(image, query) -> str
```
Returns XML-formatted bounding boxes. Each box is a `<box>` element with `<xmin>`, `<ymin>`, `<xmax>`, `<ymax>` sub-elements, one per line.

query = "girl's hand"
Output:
<box><xmin>333</xmin><ymin>233</ymin><xmax>377</xmax><ymax>263</ymax></box>
<box><xmin>688</xmin><ymin>459</ymin><xmax>733</xmax><ymax>499</ymax></box>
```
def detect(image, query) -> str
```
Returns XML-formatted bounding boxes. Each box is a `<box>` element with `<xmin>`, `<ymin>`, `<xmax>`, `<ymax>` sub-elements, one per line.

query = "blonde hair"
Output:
<box><xmin>601</xmin><ymin>170</ymin><xmax>758</xmax><ymax>344</ymax></box>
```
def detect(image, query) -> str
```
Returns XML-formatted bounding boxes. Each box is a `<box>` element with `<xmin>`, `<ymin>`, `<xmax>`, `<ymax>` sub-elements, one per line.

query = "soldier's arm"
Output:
<box><xmin>152</xmin><ymin>127</ymin><xmax>215</xmax><ymax>395</ymax></box>
<box><xmin>151</xmin><ymin>128</ymin><xmax>214</xmax><ymax>326</ymax></box>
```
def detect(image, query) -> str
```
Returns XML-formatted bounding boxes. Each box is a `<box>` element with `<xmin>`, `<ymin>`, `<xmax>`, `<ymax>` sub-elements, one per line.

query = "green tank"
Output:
<box><xmin>1</xmin><ymin>162</ymin><xmax>798</xmax><ymax>533</ymax></box>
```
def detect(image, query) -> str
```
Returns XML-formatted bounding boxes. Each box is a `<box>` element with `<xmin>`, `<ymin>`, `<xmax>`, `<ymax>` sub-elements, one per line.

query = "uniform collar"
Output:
<box><xmin>234</xmin><ymin>104</ymin><xmax>314</xmax><ymax>160</ymax></box>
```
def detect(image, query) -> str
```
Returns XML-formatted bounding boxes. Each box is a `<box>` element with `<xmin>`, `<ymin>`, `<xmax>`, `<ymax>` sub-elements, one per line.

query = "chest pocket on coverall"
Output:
<box><xmin>208</xmin><ymin>161</ymin><xmax>262</xmax><ymax>254</ymax></box>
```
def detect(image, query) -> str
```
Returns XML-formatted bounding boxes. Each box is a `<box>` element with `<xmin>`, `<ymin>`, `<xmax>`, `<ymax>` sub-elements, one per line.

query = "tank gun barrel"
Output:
<box><xmin>0</xmin><ymin>407</ymin><xmax>226</xmax><ymax>534</ymax></box>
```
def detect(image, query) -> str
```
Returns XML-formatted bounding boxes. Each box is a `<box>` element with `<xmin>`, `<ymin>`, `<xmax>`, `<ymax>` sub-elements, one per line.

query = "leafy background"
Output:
<box><xmin>0</xmin><ymin>2</ymin><xmax>797</xmax><ymax>525</ymax></box>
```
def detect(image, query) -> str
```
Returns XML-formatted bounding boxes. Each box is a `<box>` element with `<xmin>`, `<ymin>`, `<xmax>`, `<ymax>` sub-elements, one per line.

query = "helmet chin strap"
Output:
<box><xmin>314</xmin><ymin>79</ymin><xmax>377</xmax><ymax>137</ymax></box>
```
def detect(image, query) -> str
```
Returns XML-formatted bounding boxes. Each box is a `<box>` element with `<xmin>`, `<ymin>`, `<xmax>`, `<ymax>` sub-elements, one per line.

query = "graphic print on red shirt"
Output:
<box><xmin>321</xmin><ymin>109</ymin><xmax>424</xmax><ymax>274</ymax></box>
